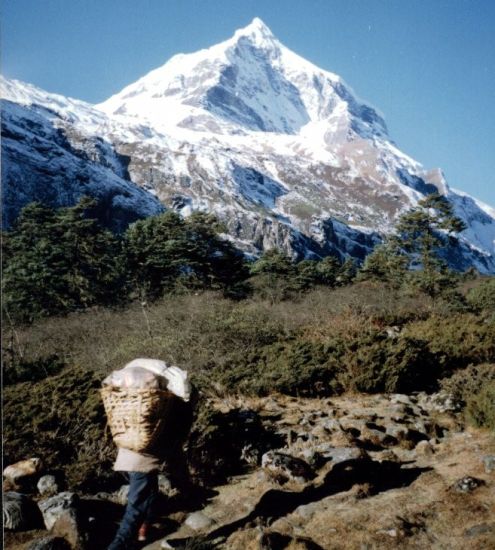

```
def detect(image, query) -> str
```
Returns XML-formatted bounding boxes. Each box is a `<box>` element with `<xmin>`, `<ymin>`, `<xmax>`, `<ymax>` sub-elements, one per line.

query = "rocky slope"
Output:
<box><xmin>2</xmin><ymin>18</ymin><xmax>495</xmax><ymax>270</ymax></box>
<box><xmin>4</xmin><ymin>392</ymin><xmax>495</xmax><ymax>549</ymax></box>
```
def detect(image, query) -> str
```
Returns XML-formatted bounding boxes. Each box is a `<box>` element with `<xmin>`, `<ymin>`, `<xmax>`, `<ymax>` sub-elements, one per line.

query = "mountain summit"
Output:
<box><xmin>2</xmin><ymin>19</ymin><xmax>495</xmax><ymax>270</ymax></box>
<box><xmin>97</xmin><ymin>18</ymin><xmax>386</xmax><ymax>138</ymax></box>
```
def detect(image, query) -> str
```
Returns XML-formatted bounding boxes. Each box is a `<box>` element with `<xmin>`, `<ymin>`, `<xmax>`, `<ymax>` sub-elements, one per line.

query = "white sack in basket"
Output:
<box><xmin>102</xmin><ymin>366</ymin><xmax>159</xmax><ymax>389</ymax></box>
<box><xmin>122</xmin><ymin>358</ymin><xmax>191</xmax><ymax>401</ymax></box>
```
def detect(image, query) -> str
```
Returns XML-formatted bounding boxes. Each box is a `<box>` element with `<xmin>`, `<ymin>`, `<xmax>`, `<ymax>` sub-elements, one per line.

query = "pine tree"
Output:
<box><xmin>2</xmin><ymin>198</ymin><xmax>126</xmax><ymax>321</ymax></box>
<box><xmin>316</xmin><ymin>255</ymin><xmax>340</xmax><ymax>287</ymax></box>
<box><xmin>124</xmin><ymin>211</ymin><xmax>248</xmax><ymax>299</ymax></box>
<box><xmin>357</xmin><ymin>242</ymin><xmax>408</xmax><ymax>288</ymax></box>
<box><xmin>393</xmin><ymin>193</ymin><xmax>466</xmax><ymax>296</ymax></box>
<box><xmin>358</xmin><ymin>193</ymin><xmax>466</xmax><ymax>296</ymax></box>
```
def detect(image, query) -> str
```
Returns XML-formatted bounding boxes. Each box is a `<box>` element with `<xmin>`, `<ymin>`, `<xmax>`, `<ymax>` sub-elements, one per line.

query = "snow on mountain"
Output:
<box><xmin>2</xmin><ymin>18</ymin><xmax>495</xmax><ymax>271</ymax></box>
<box><xmin>1</xmin><ymin>77</ymin><xmax>165</xmax><ymax>230</ymax></box>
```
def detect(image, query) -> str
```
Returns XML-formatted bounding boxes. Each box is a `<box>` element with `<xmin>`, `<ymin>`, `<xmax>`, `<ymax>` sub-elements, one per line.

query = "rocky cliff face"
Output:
<box><xmin>2</xmin><ymin>18</ymin><xmax>495</xmax><ymax>270</ymax></box>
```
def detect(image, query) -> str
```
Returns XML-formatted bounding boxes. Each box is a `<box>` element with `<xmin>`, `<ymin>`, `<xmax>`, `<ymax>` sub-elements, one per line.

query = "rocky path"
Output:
<box><xmin>4</xmin><ymin>392</ymin><xmax>495</xmax><ymax>549</ymax></box>
<box><xmin>147</xmin><ymin>393</ymin><xmax>495</xmax><ymax>549</ymax></box>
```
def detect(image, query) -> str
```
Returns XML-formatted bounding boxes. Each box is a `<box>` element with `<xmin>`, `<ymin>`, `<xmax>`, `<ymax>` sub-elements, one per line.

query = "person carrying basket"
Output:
<box><xmin>101</xmin><ymin>358</ymin><xmax>192</xmax><ymax>550</ymax></box>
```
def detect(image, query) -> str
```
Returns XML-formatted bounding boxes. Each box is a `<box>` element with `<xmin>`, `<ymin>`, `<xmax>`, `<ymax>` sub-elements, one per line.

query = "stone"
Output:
<box><xmin>452</xmin><ymin>476</ymin><xmax>485</xmax><ymax>493</ymax></box>
<box><xmin>318</xmin><ymin>446</ymin><xmax>366</xmax><ymax>464</ymax></box>
<box><xmin>361</xmin><ymin>427</ymin><xmax>393</xmax><ymax>447</ymax></box>
<box><xmin>38</xmin><ymin>492</ymin><xmax>79</xmax><ymax>530</ymax></box>
<box><xmin>38</xmin><ymin>475</ymin><xmax>59</xmax><ymax>497</ymax></box>
<box><xmin>52</xmin><ymin>510</ymin><xmax>88</xmax><ymax>550</ymax></box>
<box><xmin>113</xmin><ymin>484</ymin><xmax>129</xmax><ymax>505</ymax></box>
<box><xmin>322</xmin><ymin>419</ymin><xmax>341</xmax><ymax>431</ymax></box>
<box><xmin>377</xmin><ymin>528</ymin><xmax>398</xmax><ymax>538</ymax></box>
<box><xmin>310</xmin><ymin>424</ymin><xmax>329</xmax><ymax>439</ymax></box>
<box><xmin>295</xmin><ymin>503</ymin><xmax>318</xmax><ymax>520</ymax></box>
<box><xmin>26</xmin><ymin>536</ymin><xmax>71</xmax><ymax>550</ymax></box>
<box><xmin>3</xmin><ymin>457</ymin><xmax>43</xmax><ymax>483</ymax></box>
<box><xmin>413</xmin><ymin>420</ymin><xmax>432</xmax><ymax>436</ymax></box>
<box><xmin>3</xmin><ymin>491</ymin><xmax>38</xmax><ymax>530</ymax></box>
<box><xmin>385</xmin><ymin>425</ymin><xmax>409</xmax><ymax>441</ymax></box>
<box><xmin>329</xmin><ymin>430</ymin><xmax>356</xmax><ymax>447</ymax></box>
<box><xmin>415</xmin><ymin>440</ymin><xmax>434</xmax><ymax>456</ymax></box>
<box><xmin>373</xmin><ymin>450</ymin><xmax>399</xmax><ymax>463</ymax></box>
<box><xmin>385</xmin><ymin>326</ymin><xmax>400</xmax><ymax>338</ymax></box>
<box><xmin>482</xmin><ymin>455</ymin><xmax>495</xmax><ymax>474</ymax></box>
<box><xmin>464</xmin><ymin>523</ymin><xmax>495</xmax><ymax>538</ymax></box>
<box><xmin>261</xmin><ymin>451</ymin><xmax>315</xmax><ymax>483</ymax></box>
<box><xmin>390</xmin><ymin>394</ymin><xmax>413</xmax><ymax>406</ymax></box>
<box><xmin>158</xmin><ymin>474</ymin><xmax>177</xmax><ymax>497</ymax></box>
<box><xmin>338</xmin><ymin>417</ymin><xmax>367</xmax><ymax>433</ymax></box>
<box><xmin>418</xmin><ymin>391</ymin><xmax>461</xmax><ymax>413</ymax></box>
<box><xmin>185</xmin><ymin>511</ymin><xmax>214</xmax><ymax>530</ymax></box>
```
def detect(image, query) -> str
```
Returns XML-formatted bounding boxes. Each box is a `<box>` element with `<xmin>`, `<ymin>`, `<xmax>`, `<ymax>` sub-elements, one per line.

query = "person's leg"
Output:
<box><xmin>108</xmin><ymin>471</ymin><xmax>158</xmax><ymax>550</ymax></box>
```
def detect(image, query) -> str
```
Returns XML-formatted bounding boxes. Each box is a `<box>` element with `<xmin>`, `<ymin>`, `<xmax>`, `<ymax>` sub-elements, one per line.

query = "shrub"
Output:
<box><xmin>3</xmin><ymin>354</ymin><xmax>65</xmax><ymax>385</ymax></box>
<box><xmin>466</xmin><ymin>381</ymin><xmax>495</xmax><ymax>431</ymax></box>
<box><xmin>403</xmin><ymin>314</ymin><xmax>495</xmax><ymax>374</ymax></box>
<box><xmin>207</xmin><ymin>340</ymin><xmax>344</xmax><ymax>397</ymax></box>
<box><xmin>342</xmin><ymin>334</ymin><xmax>439</xmax><ymax>394</ymax></box>
<box><xmin>440</xmin><ymin>363</ymin><xmax>495</xmax><ymax>407</ymax></box>
<box><xmin>466</xmin><ymin>277</ymin><xmax>495</xmax><ymax>313</ymax></box>
<box><xmin>187</xmin><ymin>403</ymin><xmax>284</xmax><ymax>485</ymax></box>
<box><xmin>3</xmin><ymin>366</ymin><xmax>117</xmax><ymax>491</ymax></box>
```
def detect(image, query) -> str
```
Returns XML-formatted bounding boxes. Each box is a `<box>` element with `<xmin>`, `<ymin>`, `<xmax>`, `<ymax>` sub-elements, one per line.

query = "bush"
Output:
<box><xmin>206</xmin><ymin>340</ymin><xmax>344</xmax><ymax>397</ymax></box>
<box><xmin>466</xmin><ymin>277</ymin><xmax>495</xmax><ymax>313</ymax></box>
<box><xmin>3</xmin><ymin>354</ymin><xmax>65</xmax><ymax>385</ymax></box>
<box><xmin>440</xmin><ymin>363</ymin><xmax>495</xmax><ymax>407</ymax></box>
<box><xmin>341</xmin><ymin>334</ymin><xmax>439</xmax><ymax>394</ymax></box>
<box><xmin>403</xmin><ymin>314</ymin><xmax>495</xmax><ymax>374</ymax></box>
<box><xmin>466</xmin><ymin>381</ymin><xmax>495</xmax><ymax>431</ymax></box>
<box><xmin>3</xmin><ymin>366</ymin><xmax>117</xmax><ymax>491</ymax></box>
<box><xmin>187</xmin><ymin>403</ymin><xmax>284</xmax><ymax>485</ymax></box>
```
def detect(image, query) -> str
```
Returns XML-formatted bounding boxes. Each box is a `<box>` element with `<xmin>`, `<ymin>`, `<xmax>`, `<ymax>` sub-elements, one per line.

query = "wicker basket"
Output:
<box><xmin>100</xmin><ymin>386</ymin><xmax>172</xmax><ymax>453</ymax></box>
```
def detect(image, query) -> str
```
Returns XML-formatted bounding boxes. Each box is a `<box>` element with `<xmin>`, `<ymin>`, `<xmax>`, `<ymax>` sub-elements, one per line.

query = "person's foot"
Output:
<box><xmin>138</xmin><ymin>522</ymin><xmax>149</xmax><ymax>542</ymax></box>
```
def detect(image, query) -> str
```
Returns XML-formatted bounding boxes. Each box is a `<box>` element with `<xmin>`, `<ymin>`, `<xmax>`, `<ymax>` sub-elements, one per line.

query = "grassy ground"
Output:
<box><xmin>2</xmin><ymin>280</ymin><xmax>494</xmax><ymax>490</ymax></box>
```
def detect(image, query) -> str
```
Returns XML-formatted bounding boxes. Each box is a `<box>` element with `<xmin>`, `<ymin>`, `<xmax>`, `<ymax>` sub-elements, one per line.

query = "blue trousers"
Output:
<box><xmin>107</xmin><ymin>471</ymin><xmax>158</xmax><ymax>550</ymax></box>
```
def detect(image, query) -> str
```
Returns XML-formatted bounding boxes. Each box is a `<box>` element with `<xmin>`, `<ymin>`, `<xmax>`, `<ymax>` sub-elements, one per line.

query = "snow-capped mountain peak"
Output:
<box><xmin>2</xmin><ymin>20</ymin><xmax>495</xmax><ymax>272</ymax></box>
<box><xmin>96</xmin><ymin>19</ymin><xmax>386</xmax><ymax>140</ymax></box>
<box><xmin>232</xmin><ymin>17</ymin><xmax>278</xmax><ymax>47</ymax></box>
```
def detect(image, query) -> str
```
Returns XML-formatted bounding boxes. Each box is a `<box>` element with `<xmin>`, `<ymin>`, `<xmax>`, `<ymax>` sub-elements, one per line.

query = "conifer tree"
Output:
<box><xmin>2</xmin><ymin>198</ymin><xmax>126</xmax><ymax>321</ymax></box>
<box><xmin>393</xmin><ymin>193</ymin><xmax>466</xmax><ymax>296</ymax></box>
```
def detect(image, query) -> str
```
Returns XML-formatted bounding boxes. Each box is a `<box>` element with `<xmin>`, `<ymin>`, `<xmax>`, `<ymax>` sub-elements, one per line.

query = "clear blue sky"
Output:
<box><xmin>2</xmin><ymin>0</ymin><xmax>494</xmax><ymax>206</ymax></box>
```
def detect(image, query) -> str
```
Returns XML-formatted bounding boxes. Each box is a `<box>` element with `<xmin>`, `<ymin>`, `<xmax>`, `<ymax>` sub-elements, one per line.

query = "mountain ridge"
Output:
<box><xmin>2</xmin><ymin>18</ymin><xmax>495</xmax><ymax>271</ymax></box>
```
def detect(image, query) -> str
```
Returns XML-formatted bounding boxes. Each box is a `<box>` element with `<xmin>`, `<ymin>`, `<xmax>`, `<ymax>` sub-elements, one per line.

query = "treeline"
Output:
<box><xmin>2</xmin><ymin>198</ymin><xmax>247</xmax><ymax>322</ymax></box>
<box><xmin>1</xmin><ymin>193</ymin><xmax>481</xmax><ymax>322</ymax></box>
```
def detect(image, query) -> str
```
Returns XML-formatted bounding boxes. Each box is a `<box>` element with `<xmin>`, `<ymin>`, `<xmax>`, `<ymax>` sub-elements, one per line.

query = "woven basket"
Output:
<box><xmin>100</xmin><ymin>386</ymin><xmax>172</xmax><ymax>453</ymax></box>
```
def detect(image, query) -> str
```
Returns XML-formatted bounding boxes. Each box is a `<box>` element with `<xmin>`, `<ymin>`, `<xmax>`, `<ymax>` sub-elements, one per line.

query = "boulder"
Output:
<box><xmin>317</xmin><ymin>445</ymin><xmax>366</xmax><ymax>464</ymax></box>
<box><xmin>52</xmin><ymin>510</ymin><xmax>88</xmax><ymax>550</ymax></box>
<box><xmin>184</xmin><ymin>511</ymin><xmax>214</xmax><ymax>530</ymax></box>
<box><xmin>3</xmin><ymin>491</ymin><xmax>39</xmax><ymax>530</ymax></box>
<box><xmin>3</xmin><ymin>457</ymin><xmax>43</xmax><ymax>485</ymax></box>
<box><xmin>261</xmin><ymin>451</ymin><xmax>315</xmax><ymax>484</ymax></box>
<box><xmin>38</xmin><ymin>492</ymin><xmax>79</xmax><ymax>530</ymax></box>
<box><xmin>38</xmin><ymin>475</ymin><xmax>59</xmax><ymax>497</ymax></box>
